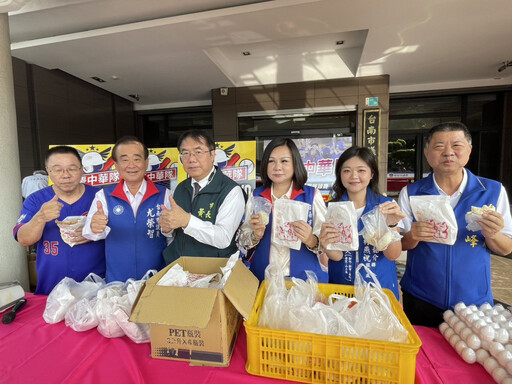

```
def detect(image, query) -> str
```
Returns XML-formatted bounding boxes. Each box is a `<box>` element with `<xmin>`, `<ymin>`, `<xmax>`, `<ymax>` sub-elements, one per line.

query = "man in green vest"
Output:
<box><xmin>160</xmin><ymin>130</ymin><xmax>245</xmax><ymax>264</ymax></box>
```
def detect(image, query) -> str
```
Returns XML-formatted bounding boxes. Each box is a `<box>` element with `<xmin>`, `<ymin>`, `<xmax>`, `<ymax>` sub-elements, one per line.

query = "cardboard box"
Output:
<box><xmin>130</xmin><ymin>257</ymin><xmax>259</xmax><ymax>367</ymax></box>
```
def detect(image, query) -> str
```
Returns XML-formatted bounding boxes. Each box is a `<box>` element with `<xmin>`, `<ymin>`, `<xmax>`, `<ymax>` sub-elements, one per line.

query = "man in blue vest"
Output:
<box><xmin>398</xmin><ymin>122</ymin><xmax>512</xmax><ymax>327</ymax></box>
<box><xmin>159</xmin><ymin>130</ymin><xmax>245</xmax><ymax>265</ymax></box>
<box><xmin>83</xmin><ymin>136</ymin><xmax>170</xmax><ymax>282</ymax></box>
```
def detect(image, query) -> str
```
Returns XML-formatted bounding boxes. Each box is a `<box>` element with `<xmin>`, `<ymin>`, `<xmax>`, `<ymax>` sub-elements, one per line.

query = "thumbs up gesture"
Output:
<box><xmin>159</xmin><ymin>196</ymin><xmax>190</xmax><ymax>232</ymax></box>
<box><xmin>91</xmin><ymin>200</ymin><xmax>108</xmax><ymax>234</ymax></box>
<box><xmin>37</xmin><ymin>195</ymin><xmax>63</xmax><ymax>223</ymax></box>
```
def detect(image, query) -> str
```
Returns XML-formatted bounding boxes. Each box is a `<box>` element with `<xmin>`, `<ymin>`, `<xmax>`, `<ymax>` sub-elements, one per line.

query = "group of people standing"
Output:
<box><xmin>13</xmin><ymin>122</ymin><xmax>512</xmax><ymax>328</ymax></box>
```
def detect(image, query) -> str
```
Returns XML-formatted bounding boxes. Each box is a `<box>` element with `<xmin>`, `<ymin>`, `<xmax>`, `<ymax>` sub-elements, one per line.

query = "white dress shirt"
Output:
<box><xmin>163</xmin><ymin>167</ymin><xmax>246</xmax><ymax>249</ymax></box>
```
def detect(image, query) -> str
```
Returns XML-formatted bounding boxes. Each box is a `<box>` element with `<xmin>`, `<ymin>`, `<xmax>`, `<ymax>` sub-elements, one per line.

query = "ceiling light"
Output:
<box><xmin>242</xmin><ymin>51</ymin><xmax>251</xmax><ymax>56</ymax></box>
<box><xmin>91</xmin><ymin>76</ymin><xmax>105</xmax><ymax>83</ymax></box>
<box><xmin>128</xmin><ymin>94</ymin><xmax>140</xmax><ymax>101</ymax></box>
<box><xmin>497</xmin><ymin>61</ymin><xmax>512</xmax><ymax>72</ymax></box>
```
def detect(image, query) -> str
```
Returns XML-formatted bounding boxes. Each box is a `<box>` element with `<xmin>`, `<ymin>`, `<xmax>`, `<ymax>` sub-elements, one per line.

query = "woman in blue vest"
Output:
<box><xmin>239</xmin><ymin>138</ymin><xmax>328</xmax><ymax>283</ymax></box>
<box><xmin>319</xmin><ymin>146</ymin><xmax>405</xmax><ymax>300</ymax></box>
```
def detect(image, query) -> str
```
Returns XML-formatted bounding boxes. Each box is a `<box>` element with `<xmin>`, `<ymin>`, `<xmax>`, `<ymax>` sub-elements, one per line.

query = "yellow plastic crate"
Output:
<box><xmin>245</xmin><ymin>282</ymin><xmax>421</xmax><ymax>384</ymax></box>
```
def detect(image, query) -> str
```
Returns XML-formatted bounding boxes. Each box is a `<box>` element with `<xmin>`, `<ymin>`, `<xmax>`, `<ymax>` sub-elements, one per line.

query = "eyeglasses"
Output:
<box><xmin>49</xmin><ymin>166</ymin><xmax>82</xmax><ymax>176</ymax></box>
<box><xmin>180</xmin><ymin>149</ymin><xmax>213</xmax><ymax>160</ymax></box>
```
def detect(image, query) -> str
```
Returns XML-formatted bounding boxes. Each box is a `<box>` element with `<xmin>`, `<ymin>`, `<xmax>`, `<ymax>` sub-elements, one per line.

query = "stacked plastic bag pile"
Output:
<box><xmin>43</xmin><ymin>271</ymin><xmax>155</xmax><ymax>343</ymax></box>
<box><xmin>258</xmin><ymin>263</ymin><xmax>409</xmax><ymax>343</ymax></box>
<box><xmin>440</xmin><ymin>302</ymin><xmax>512</xmax><ymax>383</ymax></box>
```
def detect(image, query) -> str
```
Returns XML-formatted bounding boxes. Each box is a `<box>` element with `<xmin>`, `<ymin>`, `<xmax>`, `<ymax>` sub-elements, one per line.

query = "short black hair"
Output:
<box><xmin>177</xmin><ymin>129</ymin><xmax>215</xmax><ymax>152</ymax></box>
<box><xmin>260</xmin><ymin>138</ymin><xmax>307</xmax><ymax>190</ymax></box>
<box><xmin>331</xmin><ymin>146</ymin><xmax>379</xmax><ymax>201</ymax></box>
<box><xmin>425</xmin><ymin>122</ymin><xmax>472</xmax><ymax>147</ymax></box>
<box><xmin>112</xmin><ymin>136</ymin><xmax>148</xmax><ymax>162</ymax></box>
<box><xmin>45</xmin><ymin>146</ymin><xmax>82</xmax><ymax>166</ymax></box>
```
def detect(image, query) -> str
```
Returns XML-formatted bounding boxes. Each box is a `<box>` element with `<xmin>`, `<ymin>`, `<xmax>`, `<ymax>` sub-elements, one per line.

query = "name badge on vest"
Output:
<box><xmin>113</xmin><ymin>205</ymin><xmax>124</xmax><ymax>215</ymax></box>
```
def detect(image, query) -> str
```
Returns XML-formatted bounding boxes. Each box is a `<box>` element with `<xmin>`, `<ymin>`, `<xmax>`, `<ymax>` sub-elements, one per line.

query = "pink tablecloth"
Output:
<box><xmin>0</xmin><ymin>294</ymin><xmax>494</xmax><ymax>383</ymax></box>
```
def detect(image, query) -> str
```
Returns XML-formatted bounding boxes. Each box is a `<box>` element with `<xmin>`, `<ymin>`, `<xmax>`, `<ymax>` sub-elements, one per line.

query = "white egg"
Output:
<box><xmin>494</xmin><ymin>314</ymin><xmax>507</xmax><ymax>323</ymax></box>
<box><xmin>498</xmin><ymin>350</ymin><xmax>512</xmax><ymax>366</ymax></box>
<box><xmin>494</xmin><ymin>304</ymin><xmax>505</xmax><ymax>313</ymax></box>
<box><xmin>495</xmin><ymin>328</ymin><xmax>510</xmax><ymax>344</ymax></box>
<box><xmin>486</xmin><ymin>309</ymin><xmax>499</xmax><ymax>317</ymax></box>
<box><xmin>490</xmin><ymin>341</ymin><xmax>505</xmax><ymax>357</ymax></box>
<box><xmin>454</xmin><ymin>321</ymin><xmax>466</xmax><ymax>334</ymax></box>
<box><xmin>505</xmin><ymin>360</ymin><xmax>512</xmax><ymax>375</ymax></box>
<box><xmin>484</xmin><ymin>357</ymin><xmax>499</xmax><ymax>374</ymax></box>
<box><xmin>476</xmin><ymin>310</ymin><xmax>486</xmax><ymax>318</ymax></box>
<box><xmin>480</xmin><ymin>325</ymin><xmax>496</xmax><ymax>342</ymax></box>
<box><xmin>444</xmin><ymin>328</ymin><xmax>455</xmax><ymax>341</ymax></box>
<box><xmin>455</xmin><ymin>340</ymin><xmax>467</xmax><ymax>354</ymax></box>
<box><xmin>484</xmin><ymin>316</ymin><xmax>494</xmax><ymax>324</ymax></box>
<box><xmin>439</xmin><ymin>322</ymin><xmax>449</xmax><ymax>334</ymax></box>
<box><xmin>467</xmin><ymin>334</ymin><xmax>482</xmax><ymax>350</ymax></box>
<box><xmin>448</xmin><ymin>316</ymin><xmax>459</xmax><ymax>328</ymax></box>
<box><xmin>468</xmin><ymin>304</ymin><xmax>479</xmax><ymax>312</ymax></box>
<box><xmin>467</xmin><ymin>313</ymin><xmax>480</xmax><ymax>324</ymax></box>
<box><xmin>443</xmin><ymin>310</ymin><xmax>455</xmax><ymax>322</ymax></box>
<box><xmin>460</xmin><ymin>327</ymin><xmax>472</xmax><ymax>340</ymax></box>
<box><xmin>502</xmin><ymin>311</ymin><xmax>512</xmax><ymax>319</ymax></box>
<box><xmin>449</xmin><ymin>334</ymin><xmax>461</xmax><ymax>346</ymax></box>
<box><xmin>492</xmin><ymin>367</ymin><xmax>508</xmax><ymax>383</ymax></box>
<box><xmin>481</xmin><ymin>340</ymin><xmax>490</xmax><ymax>351</ymax></box>
<box><xmin>474</xmin><ymin>319</ymin><xmax>487</xmax><ymax>329</ymax></box>
<box><xmin>461</xmin><ymin>348</ymin><xmax>477</xmax><ymax>364</ymax></box>
<box><xmin>492</xmin><ymin>323</ymin><xmax>501</xmax><ymax>330</ymax></box>
<box><xmin>454</xmin><ymin>302</ymin><xmax>467</xmax><ymax>312</ymax></box>
<box><xmin>476</xmin><ymin>348</ymin><xmax>490</xmax><ymax>364</ymax></box>
<box><xmin>459</xmin><ymin>307</ymin><xmax>473</xmax><ymax>318</ymax></box>
<box><xmin>480</xmin><ymin>303</ymin><xmax>493</xmax><ymax>311</ymax></box>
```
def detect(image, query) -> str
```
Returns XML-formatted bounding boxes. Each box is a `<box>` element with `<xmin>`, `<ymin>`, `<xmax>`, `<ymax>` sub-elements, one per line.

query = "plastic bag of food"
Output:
<box><xmin>410</xmin><ymin>195</ymin><xmax>458</xmax><ymax>245</ymax></box>
<box><xmin>353</xmin><ymin>264</ymin><xmax>408</xmax><ymax>343</ymax></box>
<box><xmin>360</xmin><ymin>206</ymin><xmax>402</xmax><ymax>251</ymax></box>
<box><xmin>272</xmin><ymin>199</ymin><xmax>310</xmax><ymax>250</ymax></box>
<box><xmin>112</xmin><ymin>302</ymin><xmax>150</xmax><ymax>344</ymax></box>
<box><xmin>253</xmin><ymin>196</ymin><xmax>272</xmax><ymax>225</ymax></box>
<box><xmin>258</xmin><ymin>263</ymin><xmax>290</xmax><ymax>329</ymax></box>
<box><xmin>95</xmin><ymin>282</ymin><xmax>126</xmax><ymax>338</ymax></box>
<box><xmin>465</xmin><ymin>204</ymin><xmax>496</xmax><ymax>232</ymax></box>
<box><xmin>55</xmin><ymin>216</ymin><xmax>87</xmax><ymax>247</ymax></box>
<box><xmin>64</xmin><ymin>297</ymin><xmax>99</xmax><ymax>332</ymax></box>
<box><xmin>43</xmin><ymin>273</ymin><xmax>105</xmax><ymax>324</ymax></box>
<box><xmin>157</xmin><ymin>264</ymin><xmax>189</xmax><ymax>286</ymax></box>
<box><xmin>325</xmin><ymin>201</ymin><xmax>359</xmax><ymax>251</ymax></box>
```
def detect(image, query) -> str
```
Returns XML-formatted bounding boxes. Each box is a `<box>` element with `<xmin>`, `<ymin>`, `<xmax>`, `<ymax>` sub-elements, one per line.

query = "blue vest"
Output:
<box><xmin>104</xmin><ymin>180</ymin><xmax>166</xmax><ymax>282</ymax></box>
<box><xmin>249</xmin><ymin>185</ymin><xmax>328</xmax><ymax>283</ymax></box>
<box><xmin>400</xmin><ymin>170</ymin><xmax>501</xmax><ymax>309</ymax></box>
<box><xmin>327</xmin><ymin>189</ymin><xmax>400</xmax><ymax>300</ymax></box>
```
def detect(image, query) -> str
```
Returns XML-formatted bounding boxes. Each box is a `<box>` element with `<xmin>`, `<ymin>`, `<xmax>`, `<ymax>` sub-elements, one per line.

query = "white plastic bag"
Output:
<box><xmin>64</xmin><ymin>297</ymin><xmax>99</xmax><ymax>332</ymax></box>
<box><xmin>95</xmin><ymin>282</ymin><xmax>126</xmax><ymax>338</ymax></box>
<box><xmin>410</xmin><ymin>195</ymin><xmax>458</xmax><ymax>245</ymax></box>
<box><xmin>55</xmin><ymin>216</ymin><xmax>87</xmax><ymax>247</ymax></box>
<box><xmin>253</xmin><ymin>196</ymin><xmax>272</xmax><ymax>225</ymax></box>
<box><xmin>272</xmin><ymin>199</ymin><xmax>310</xmax><ymax>250</ymax></box>
<box><xmin>157</xmin><ymin>264</ymin><xmax>189</xmax><ymax>286</ymax></box>
<box><xmin>360</xmin><ymin>206</ymin><xmax>402</xmax><ymax>251</ymax></box>
<box><xmin>465</xmin><ymin>204</ymin><xmax>495</xmax><ymax>232</ymax></box>
<box><xmin>353</xmin><ymin>264</ymin><xmax>408</xmax><ymax>343</ymax></box>
<box><xmin>43</xmin><ymin>273</ymin><xmax>105</xmax><ymax>324</ymax></box>
<box><xmin>325</xmin><ymin>201</ymin><xmax>359</xmax><ymax>251</ymax></box>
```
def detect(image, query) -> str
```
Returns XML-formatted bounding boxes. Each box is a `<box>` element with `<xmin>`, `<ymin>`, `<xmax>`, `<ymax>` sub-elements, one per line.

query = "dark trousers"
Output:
<box><xmin>402</xmin><ymin>290</ymin><xmax>445</xmax><ymax>328</ymax></box>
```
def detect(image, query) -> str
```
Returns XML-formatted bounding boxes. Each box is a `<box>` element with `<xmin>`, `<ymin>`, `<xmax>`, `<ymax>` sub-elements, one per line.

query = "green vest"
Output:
<box><xmin>163</xmin><ymin>169</ymin><xmax>242</xmax><ymax>265</ymax></box>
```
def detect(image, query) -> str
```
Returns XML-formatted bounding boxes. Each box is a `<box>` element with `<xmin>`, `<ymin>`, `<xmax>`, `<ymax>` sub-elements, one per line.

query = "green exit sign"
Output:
<box><xmin>366</xmin><ymin>97</ymin><xmax>379</xmax><ymax>107</ymax></box>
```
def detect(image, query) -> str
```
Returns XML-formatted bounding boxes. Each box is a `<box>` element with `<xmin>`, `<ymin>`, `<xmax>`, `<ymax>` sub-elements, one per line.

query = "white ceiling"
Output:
<box><xmin>7</xmin><ymin>0</ymin><xmax>512</xmax><ymax>110</ymax></box>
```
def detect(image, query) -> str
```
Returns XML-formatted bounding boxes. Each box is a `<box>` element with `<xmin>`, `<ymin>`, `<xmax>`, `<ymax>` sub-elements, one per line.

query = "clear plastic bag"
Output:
<box><xmin>43</xmin><ymin>273</ymin><xmax>105</xmax><ymax>324</ymax></box>
<box><xmin>157</xmin><ymin>264</ymin><xmax>189</xmax><ymax>286</ymax></box>
<box><xmin>258</xmin><ymin>263</ymin><xmax>289</xmax><ymax>329</ymax></box>
<box><xmin>253</xmin><ymin>196</ymin><xmax>272</xmax><ymax>225</ymax></box>
<box><xmin>410</xmin><ymin>195</ymin><xmax>458</xmax><ymax>245</ymax></box>
<box><xmin>55</xmin><ymin>216</ymin><xmax>87</xmax><ymax>247</ymax></box>
<box><xmin>95</xmin><ymin>282</ymin><xmax>127</xmax><ymax>338</ymax></box>
<box><xmin>272</xmin><ymin>199</ymin><xmax>310</xmax><ymax>250</ymax></box>
<box><xmin>353</xmin><ymin>264</ymin><xmax>408</xmax><ymax>343</ymax></box>
<box><xmin>325</xmin><ymin>201</ymin><xmax>359</xmax><ymax>251</ymax></box>
<box><xmin>64</xmin><ymin>297</ymin><xmax>99</xmax><ymax>332</ymax></box>
<box><xmin>360</xmin><ymin>206</ymin><xmax>402</xmax><ymax>251</ymax></box>
<box><xmin>112</xmin><ymin>302</ymin><xmax>150</xmax><ymax>344</ymax></box>
<box><xmin>465</xmin><ymin>204</ymin><xmax>495</xmax><ymax>232</ymax></box>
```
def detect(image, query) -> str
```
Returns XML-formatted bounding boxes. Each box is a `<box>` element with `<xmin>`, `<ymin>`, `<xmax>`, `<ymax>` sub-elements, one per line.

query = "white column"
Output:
<box><xmin>0</xmin><ymin>12</ymin><xmax>29</xmax><ymax>289</ymax></box>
